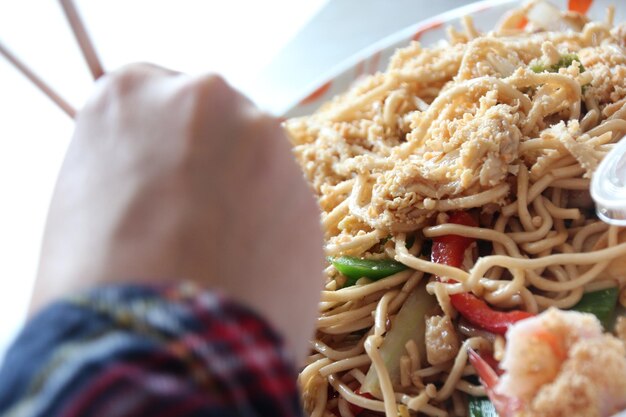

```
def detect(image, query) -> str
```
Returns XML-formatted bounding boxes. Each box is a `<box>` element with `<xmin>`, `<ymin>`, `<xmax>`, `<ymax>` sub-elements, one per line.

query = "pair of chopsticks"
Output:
<box><xmin>0</xmin><ymin>0</ymin><xmax>103</xmax><ymax>119</ymax></box>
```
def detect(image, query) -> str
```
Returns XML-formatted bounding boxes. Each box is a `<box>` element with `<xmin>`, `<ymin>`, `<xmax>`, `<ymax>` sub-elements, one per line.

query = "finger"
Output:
<box><xmin>78</xmin><ymin>62</ymin><xmax>181</xmax><ymax>117</ymax></box>
<box><xmin>111</xmin><ymin>62</ymin><xmax>181</xmax><ymax>78</ymax></box>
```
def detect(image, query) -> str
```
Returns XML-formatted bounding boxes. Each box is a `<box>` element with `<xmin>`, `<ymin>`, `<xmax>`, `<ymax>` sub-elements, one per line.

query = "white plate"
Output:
<box><xmin>282</xmin><ymin>0</ymin><xmax>621</xmax><ymax>118</ymax></box>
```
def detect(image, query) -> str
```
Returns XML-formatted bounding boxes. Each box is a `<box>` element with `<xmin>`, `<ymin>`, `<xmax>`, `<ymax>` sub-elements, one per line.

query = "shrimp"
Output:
<box><xmin>469</xmin><ymin>308</ymin><xmax>626</xmax><ymax>417</ymax></box>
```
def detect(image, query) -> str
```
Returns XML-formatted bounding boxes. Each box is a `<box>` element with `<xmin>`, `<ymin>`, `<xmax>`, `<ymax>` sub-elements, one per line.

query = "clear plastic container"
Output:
<box><xmin>591</xmin><ymin>137</ymin><xmax>626</xmax><ymax>226</ymax></box>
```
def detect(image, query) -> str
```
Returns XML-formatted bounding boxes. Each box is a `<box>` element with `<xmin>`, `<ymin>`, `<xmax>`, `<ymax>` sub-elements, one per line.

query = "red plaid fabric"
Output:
<box><xmin>0</xmin><ymin>284</ymin><xmax>303</xmax><ymax>417</ymax></box>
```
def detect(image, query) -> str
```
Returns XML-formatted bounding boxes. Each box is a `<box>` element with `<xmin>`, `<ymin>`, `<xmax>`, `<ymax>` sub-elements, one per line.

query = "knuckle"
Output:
<box><xmin>98</xmin><ymin>63</ymin><xmax>177</xmax><ymax>97</ymax></box>
<box><xmin>113</xmin><ymin>62</ymin><xmax>176</xmax><ymax>79</ymax></box>
<box><xmin>89</xmin><ymin>64</ymin><xmax>144</xmax><ymax>106</ymax></box>
<box><xmin>187</xmin><ymin>73</ymin><xmax>248</xmax><ymax>106</ymax></box>
<box><xmin>172</xmin><ymin>73</ymin><xmax>258</xmax><ymax>128</ymax></box>
<box><xmin>202</xmin><ymin>73</ymin><xmax>229</xmax><ymax>91</ymax></box>
<box><xmin>253</xmin><ymin>113</ymin><xmax>283</xmax><ymax>136</ymax></box>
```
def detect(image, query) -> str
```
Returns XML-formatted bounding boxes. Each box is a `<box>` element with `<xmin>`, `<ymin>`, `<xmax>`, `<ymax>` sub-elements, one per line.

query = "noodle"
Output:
<box><xmin>286</xmin><ymin>2</ymin><xmax>626</xmax><ymax>415</ymax></box>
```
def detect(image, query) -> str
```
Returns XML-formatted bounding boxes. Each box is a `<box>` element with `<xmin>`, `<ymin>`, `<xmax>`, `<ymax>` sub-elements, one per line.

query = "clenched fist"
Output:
<box><xmin>32</xmin><ymin>64</ymin><xmax>324</xmax><ymax>362</ymax></box>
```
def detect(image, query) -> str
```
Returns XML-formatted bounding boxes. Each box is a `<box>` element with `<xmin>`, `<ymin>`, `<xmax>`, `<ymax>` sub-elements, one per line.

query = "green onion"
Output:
<box><xmin>530</xmin><ymin>53</ymin><xmax>585</xmax><ymax>73</ymax></box>
<box><xmin>570</xmin><ymin>287</ymin><xmax>619</xmax><ymax>329</ymax></box>
<box><xmin>330</xmin><ymin>256</ymin><xmax>407</xmax><ymax>287</ymax></box>
<box><xmin>468</xmin><ymin>397</ymin><xmax>499</xmax><ymax>417</ymax></box>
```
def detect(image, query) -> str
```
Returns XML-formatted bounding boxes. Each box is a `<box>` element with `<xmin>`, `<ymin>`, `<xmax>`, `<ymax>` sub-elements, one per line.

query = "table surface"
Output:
<box><xmin>0</xmin><ymin>0</ymin><xmax>471</xmax><ymax>360</ymax></box>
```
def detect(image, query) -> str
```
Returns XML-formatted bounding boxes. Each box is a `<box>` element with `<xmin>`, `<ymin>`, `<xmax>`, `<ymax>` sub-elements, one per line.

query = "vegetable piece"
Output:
<box><xmin>360</xmin><ymin>281</ymin><xmax>437</xmax><ymax>396</ymax></box>
<box><xmin>331</xmin><ymin>256</ymin><xmax>407</xmax><ymax>287</ymax></box>
<box><xmin>432</xmin><ymin>211</ymin><xmax>534</xmax><ymax>335</ymax></box>
<box><xmin>570</xmin><ymin>287</ymin><xmax>619</xmax><ymax>329</ymax></box>
<box><xmin>347</xmin><ymin>390</ymin><xmax>373</xmax><ymax>416</ymax></box>
<box><xmin>468</xmin><ymin>397</ymin><xmax>500</xmax><ymax>417</ymax></box>
<box><xmin>431</xmin><ymin>211</ymin><xmax>476</xmax><ymax>267</ymax></box>
<box><xmin>530</xmin><ymin>53</ymin><xmax>585</xmax><ymax>73</ymax></box>
<box><xmin>329</xmin><ymin>388</ymin><xmax>372</xmax><ymax>416</ymax></box>
<box><xmin>451</xmin><ymin>293</ymin><xmax>534</xmax><ymax>335</ymax></box>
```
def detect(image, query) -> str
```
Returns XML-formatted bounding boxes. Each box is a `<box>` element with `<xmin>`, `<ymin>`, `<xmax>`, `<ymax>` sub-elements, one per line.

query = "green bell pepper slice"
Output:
<box><xmin>330</xmin><ymin>256</ymin><xmax>407</xmax><ymax>287</ymax></box>
<box><xmin>570</xmin><ymin>287</ymin><xmax>619</xmax><ymax>329</ymax></box>
<box><xmin>468</xmin><ymin>397</ymin><xmax>499</xmax><ymax>417</ymax></box>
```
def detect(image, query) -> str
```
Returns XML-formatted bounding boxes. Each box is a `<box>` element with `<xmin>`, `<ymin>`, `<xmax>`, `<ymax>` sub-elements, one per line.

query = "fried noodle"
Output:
<box><xmin>285</xmin><ymin>2</ymin><xmax>626</xmax><ymax>416</ymax></box>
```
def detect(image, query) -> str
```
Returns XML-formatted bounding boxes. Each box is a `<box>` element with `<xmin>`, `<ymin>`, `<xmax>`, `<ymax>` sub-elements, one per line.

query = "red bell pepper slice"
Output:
<box><xmin>348</xmin><ymin>390</ymin><xmax>373</xmax><ymax>415</ymax></box>
<box><xmin>450</xmin><ymin>293</ymin><xmax>533</xmax><ymax>335</ymax></box>
<box><xmin>481</xmin><ymin>350</ymin><xmax>504</xmax><ymax>376</ymax></box>
<box><xmin>329</xmin><ymin>388</ymin><xmax>372</xmax><ymax>416</ymax></box>
<box><xmin>431</xmin><ymin>211</ymin><xmax>533</xmax><ymax>335</ymax></box>
<box><xmin>431</xmin><ymin>211</ymin><xmax>476</xmax><ymax>268</ymax></box>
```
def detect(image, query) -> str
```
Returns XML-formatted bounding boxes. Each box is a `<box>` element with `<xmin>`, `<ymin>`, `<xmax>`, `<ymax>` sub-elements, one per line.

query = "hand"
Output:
<box><xmin>32</xmin><ymin>64</ymin><xmax>324</xmax><ymax>362</ymax></box>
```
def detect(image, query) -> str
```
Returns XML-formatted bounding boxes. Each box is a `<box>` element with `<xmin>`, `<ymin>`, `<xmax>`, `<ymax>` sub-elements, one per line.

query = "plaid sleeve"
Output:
<box><xmin>0</xmin><ymin>284</ymin><xmax>303</xmax><ymax>417</ymax></box>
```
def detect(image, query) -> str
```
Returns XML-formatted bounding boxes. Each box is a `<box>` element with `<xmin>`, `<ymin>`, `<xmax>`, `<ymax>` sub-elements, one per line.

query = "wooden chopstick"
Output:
<box><xmin>0</xmin><ymin>40</ymin><xmax>76</xmax><ymax>118</ymax></box>
<box><xmin>58</xmin><ymin>0</ymin><xmax>104</xmax><ymax>80</ymax></box>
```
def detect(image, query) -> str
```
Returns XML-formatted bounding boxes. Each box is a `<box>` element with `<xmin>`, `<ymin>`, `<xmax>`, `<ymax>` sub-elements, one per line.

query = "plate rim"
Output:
<box><xmin>279</xmin><ymin>0</ymin><xmax>519</xmax><ymax>117</ymax></box>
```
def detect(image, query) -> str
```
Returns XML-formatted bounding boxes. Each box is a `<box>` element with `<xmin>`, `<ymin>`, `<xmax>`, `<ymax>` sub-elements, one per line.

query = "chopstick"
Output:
<box><xmin>58</xmin><ymin>0</ymin><xmax>104</xmax><ymax>80</ymax></box>
<box><xmin>0</xmin><ymin>0</ymin><xmax>104</xmax><ymax>119</ymax></box>
<box><xmin>0</xmin><ymin>40</ymin><xmax>76</xmax><ymax>119</ymax></box>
